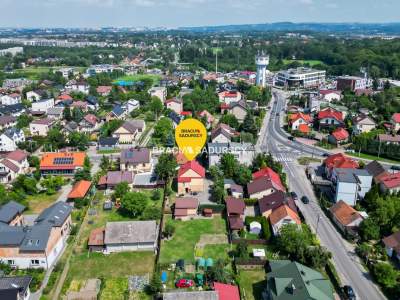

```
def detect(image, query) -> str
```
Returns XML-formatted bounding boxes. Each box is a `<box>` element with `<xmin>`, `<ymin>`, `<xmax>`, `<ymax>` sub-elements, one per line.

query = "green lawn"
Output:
<box><xmin>26</xmin><ymin>191</ymin><xmax>61</xmax><ymax>213</ymax></box>
<box><xmin>11</xmin><ymin>66</ymin><xmax>85</xmax><ymax>80</ymax></box>
<box><xmin>202</xmin><ymin>244</ymin><xmax>232</xmax><ymax>261</ymax></box>
<box><xmin>113</xmin><ymin>74</ymin><xmax>161</xmax><ymax>85</ymax></box>
<box><xmin>159</xmin><ymin>217</ymin><xmax>228</xmax><ymax>264</ymax></box>
<box><xmin>100</xmin><ymin>278</ymin><xmax>128</xmax><ymax>300</ymax></box>
<box><xmin>297</xmin><ymin>156</ymin><xmax>322</xmax><ymax>165</ymax></box>
<box><xmin>347</xmin><ymin>152</ymin><xmax>400</xmax><ymax>164</ymax></box>
<box><xmin>96</xmin><ymin>149</ymin><xmax>121</xmax><ymax>154</ymax></box>
<box><xmin>283</xmin><ymin>59</ymin><xmax>324</xmax><ymax>66</ymax></box>
<box><xmin>237</xmin><ymin>270</ymin><xmax>266</xmax><ymax>300</ymax></box>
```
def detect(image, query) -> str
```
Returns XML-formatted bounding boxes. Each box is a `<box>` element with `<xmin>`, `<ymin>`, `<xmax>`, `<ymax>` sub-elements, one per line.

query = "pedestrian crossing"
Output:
<box><xmin>272</xmin><ymin>152</ymin><xmax>296</xmax><ymax>162</ymax></box>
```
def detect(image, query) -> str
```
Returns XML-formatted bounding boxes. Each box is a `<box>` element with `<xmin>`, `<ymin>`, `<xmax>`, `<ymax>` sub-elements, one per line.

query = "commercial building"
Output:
<box><xmin>276</xmin><ymin>67</ymin><xmax>326</xmax><ymax>88</ymax></box>
<box><xmin>336</xmin><ymin>75</ymin><xmax>371</xmax><ymax>92</ymax></box>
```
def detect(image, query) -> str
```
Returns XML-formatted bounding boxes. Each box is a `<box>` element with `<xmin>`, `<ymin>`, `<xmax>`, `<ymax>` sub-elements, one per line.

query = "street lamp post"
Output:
<box><xmin>316</xmin><ymin>214</ymin><xmax>322</xmax><ymax>236</ymax></box>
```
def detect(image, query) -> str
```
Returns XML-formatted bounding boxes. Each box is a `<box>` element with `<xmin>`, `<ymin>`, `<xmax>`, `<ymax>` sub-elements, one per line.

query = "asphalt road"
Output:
<box><xmin>258</xmin><ymin>89</ymin><xmax>385</xmax><ymax>300</ymax></box>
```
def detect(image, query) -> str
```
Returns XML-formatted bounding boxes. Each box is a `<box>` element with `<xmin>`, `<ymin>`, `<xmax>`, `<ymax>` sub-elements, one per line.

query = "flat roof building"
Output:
<box><xmin>276</xmin><ymin>67</ymin><xmax>325</xmax><ymax>89</ymax></box>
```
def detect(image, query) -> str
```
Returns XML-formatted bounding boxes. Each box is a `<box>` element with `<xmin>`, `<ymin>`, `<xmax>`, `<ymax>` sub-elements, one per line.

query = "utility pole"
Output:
<box><xmin>215</xmin><ymin>50</ymin><xmax>218</xmax><ymax>75</ymax></box>
<box><xmin>316</xmin><ymin>214</ymin><xmax>321</xmax><ymax>236</ymax></box>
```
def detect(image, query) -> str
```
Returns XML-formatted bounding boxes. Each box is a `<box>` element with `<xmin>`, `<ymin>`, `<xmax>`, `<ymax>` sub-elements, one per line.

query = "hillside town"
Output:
<box><xmin>0</xmin><ymin>25</ymin><xmax>400</xmax><ymax>300</ymax></box>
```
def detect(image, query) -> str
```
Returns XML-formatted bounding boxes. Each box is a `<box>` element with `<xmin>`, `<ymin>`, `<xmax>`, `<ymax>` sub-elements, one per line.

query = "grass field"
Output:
<box><xmin>11</xmin><ymin>66</ymin><xmax>85</xmax><ymax>80</ymax></box>
<box><xmin>113</xmin><ymin>74</ymin><xmax>161</xmax><ymax>85</ymax></box>
<box><xmin>283</xmin><ymin>59</ymin><xmax>324</xmax><ymax>66</ymax></box>
<box><xmin>202</xmin><ymin>244</ymin><xmax>232</xmax><ymax>261</ymax></box>
<box><xmin>159</xmin><ymin>217</ymin><xmax>228</xmax><ymax>264</ymax></box>
<box><xmin>238</xmin><ymin>270</ymin><xmax>266</xmax><ymax>300</ymax></box>
<box><xmin>347</xmin><ymin>152</ymin><xmax>400</xmax><ymax>164</ymax></box>
<box><xmin>26</xmin><ymin>191</ymin><xmax>61</xmax><ymax>213</ymax></box>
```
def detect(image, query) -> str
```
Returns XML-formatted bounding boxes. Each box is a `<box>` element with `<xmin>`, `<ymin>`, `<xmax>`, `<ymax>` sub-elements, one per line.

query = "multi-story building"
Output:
<box><xmin>336</xmin><ymin>76</ymin><xmax>371</xmax><ymax>92</ymax></box>
<box><xmin>276</xmin><ymin>67</ymin><xmax>326</xmax><ymax>89</ymax></box>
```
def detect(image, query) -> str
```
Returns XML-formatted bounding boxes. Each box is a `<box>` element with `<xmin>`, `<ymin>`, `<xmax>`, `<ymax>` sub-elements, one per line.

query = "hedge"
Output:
<box><xmin>198</xmin><ymin>203</ymin><xmax>225</xmax><ymax>213</ymax></box>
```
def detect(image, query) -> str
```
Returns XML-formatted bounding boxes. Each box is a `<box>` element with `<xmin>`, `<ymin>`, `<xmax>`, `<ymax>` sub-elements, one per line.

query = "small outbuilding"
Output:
<box><xmin>249</xmin><ymin>221</ymin><xmax>262</xmax><ymax>235</ymax></box>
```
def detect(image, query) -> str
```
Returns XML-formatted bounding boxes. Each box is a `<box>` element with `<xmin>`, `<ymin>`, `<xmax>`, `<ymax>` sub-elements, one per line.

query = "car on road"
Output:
<box><xmin>301</xmin><ymin>196</ymin><xmax>310</xmax><ymax>204</ymax></box>
<box><xmin>343</xmin><ymin>285</ymin><xmax>356</xmax><ymax>300</ymax></box>
<box><xmin>322</xmin><ymin>153</ymin><xmax>330</xmax><ymax>157</ymax></box>
<box><xmin>288</xmin><ymin>136</ymin><xmax>295</xmax><ymax>141</ymax></box>
<box><xmin>175</xmin><ymin>279</ymin><xmax>194</xmax><ymax>288</ymax></box>
<box><xmin>290</xmin><ymin>192</ymin><xmax>298</xmax><ymax>201</ymax></box>
<box><xmin>276</xmin><ymin>113</ymin><xmax>279</xmax><ymax>116</ymax></box>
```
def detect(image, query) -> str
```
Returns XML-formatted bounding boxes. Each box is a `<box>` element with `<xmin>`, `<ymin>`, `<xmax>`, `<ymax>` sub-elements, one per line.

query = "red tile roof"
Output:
<box><xmin>58</xmin><ymin>94</ymin><xmax>73</xmax><ymax>101</ymax></box>
<box><xmin>269</xmin><ymin>205</ymin><xmax>301</xmax><ymax>226</ymax></box>
<box><xmin>68</xmin><ymin>180</ymin><xmax>92</xmax><ymax>199</ymax></box>
<box><xmin>332</xmin><ymin>128</ymin><xmax>349</xmax><ymax>141</ymax></box>
<box><xmin>392</xmin><ymin>113</ymin><xmax>400</xmax><ymax>123</ymax></box>
<box><xmin>252</xmin><ymin>167</ymin><xmax>285</xmax><ymax>191</ymax></box>
<box><xmin>324</xmin><ymin>153</ymin><xmax>359</xmax><ymax>170</ymax></box>
<box><xmin>318</xmin><ymin>108</ymin><xmax>343</xmax><ymax>122</ymax></box>
<box><xmin>329</xmin><ymin>200</ymin><xmax>363</xmax><ymax>226</ymax></box>
<box><xmin>298</xmin><ymin>124</ymin><xmax>310</xmax><ymax>134</ymax></box>
<box><xmin>178</xmin><ymin>160</ymin><xmax>205</xmax><ymax>182</ymax></box>
<box><xmin>83</xmin><ymin>114</ymin><xmax>98</xmax><ymax>126</ymax></box>
<box><xmin>289</xmin><ymin>112</ymin><xmax>312</xmax><ymax>124</ymax></box>
<box><xmin>180</xmin><ymin>111</ymin><xmax>192</xmax><ymax>116</ymax></box>
<box><xmin>88</xmin><ymin>227</ymin><xmax>105</xmax><ymax>246</ymax></box>
<box><xmin>5</xmin><ymin>149</ymin><xmax>28</xmax><ymax>162</ymax></box>
<box><xmin>225</xmin><ymin>196</ymin><xmax>245</xmax><ymax>215</ymax></box>
<box><xmin>96</xmin><ymin>86</ymin><xmax>112</xmax><ymax>94</ymax></box>
<box><xmin>380</xmin><ymin>172</ymin><xmax>400</xmax><ymax>189</ymax></box>
<box><xmin>214</xmin><ymin>282</ymin><xmax>240</xmax><ymax>300</ymax></box>
<box><xmin>40</xmin><ymin>152</ymin><xmax>86</xmax><ymax>170</ymax></box>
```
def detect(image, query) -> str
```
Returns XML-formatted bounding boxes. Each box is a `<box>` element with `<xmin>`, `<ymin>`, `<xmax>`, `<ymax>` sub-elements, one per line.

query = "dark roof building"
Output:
<box><xmin>0</xmin><ymin>276</ymin><xmax>32</xmax><ymax>300</ymax></box>
<box><xmin>0</xmin><ymin>201</ymin><xmax>25</xmax><ymax>224</ymax></box>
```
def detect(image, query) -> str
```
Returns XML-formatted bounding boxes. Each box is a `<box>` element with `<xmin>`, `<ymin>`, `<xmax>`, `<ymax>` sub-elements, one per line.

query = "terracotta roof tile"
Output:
<box><xmin>329</xmin><ymin>200</ymin><xmax>363</xmax><ymax>226</ymax></box>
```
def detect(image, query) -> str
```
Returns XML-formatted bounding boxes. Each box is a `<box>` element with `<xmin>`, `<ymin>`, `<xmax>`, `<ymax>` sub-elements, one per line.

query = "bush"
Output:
<box><xmin>243</xmin><ymin>198</ymin><xmax>258</xmax><ymax>206</ymax></box>
<box><xmin>198</xmin><ymin>203</ymin><xmax>225</xmax><ymax>213</ymax></box>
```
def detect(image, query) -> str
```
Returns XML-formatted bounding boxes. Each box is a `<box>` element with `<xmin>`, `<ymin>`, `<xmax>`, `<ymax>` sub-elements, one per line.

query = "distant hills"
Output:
<box><xmin>178</xmin><ymin>22</ymin><xmax>400</xmax><ymax>35</ymax></box>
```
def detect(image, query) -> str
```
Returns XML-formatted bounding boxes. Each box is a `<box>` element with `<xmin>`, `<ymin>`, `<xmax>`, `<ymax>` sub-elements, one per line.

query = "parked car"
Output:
<box><xmin>288</xmin><ymin>136</ymin><xmax>295</xmax><ymax>141</ymax></box>
<box><xmin>301</xmin><ymin>196</ymin><xmax>310</xmax><ymax>204</ymax></box>
<box><xmin>322</xmin><ymin>153</ymin><xmax>330</xmax><ymax>157</ymax></box>
<box><xmin>343</xmin><ymin>285</ymin><xmax>356</xmax><ymax>300</ymax></box>
<box><xmin>175</xmin><ymin>279</ymin><xmax>194</xmax><ymax>288</ymax></box>
<box><xmin>290</xmin><ymin>192</ymin><xmax>298</xmax><ymax>201</ymax></box>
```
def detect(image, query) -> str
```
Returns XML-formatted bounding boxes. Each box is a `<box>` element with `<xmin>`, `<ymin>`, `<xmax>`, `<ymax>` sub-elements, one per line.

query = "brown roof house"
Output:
<box><xmin>258</xmin><ymin>191</ymin><xmax>297</xmax><ymax>219</ymax></box>
<box><xmin>120</xmin><ymin>148</ymin><xmax>152</xmax><ymax>173</ymax></box>
<box><xmin>98</xmin><ymin>171</ymin><xmax>134</xmax><ymax>189</ymax></box>
<box><xmin>112</xmin><ymin>120</ymin><xmax>145</xmax><ymax>144</ymax></box>
<box><xmin>269</xmin><ymin>205</ymin><xmax>301</xmax><ymax>236</ymax></box>
<box><xmin>225</xmin><ymin>196</ymin><xmax>245</xmax><ymax>232</ymax></box>
<box><xmin>174</xmin><ymin>197</ymin><xmax>199</xmax><ymax>221</ymax></box>
<box><xmin>383</xmin><ymin>231</ymin><xmax>400</xmax><ymax>260</ymax></box>
<box><xmin>365</xmin><ymin>160</ymin><xmax>390</xmax><ymax>184</ymax></box>
<box><xmin>247</xmin><ymin>176</ymin><xmax>285</xmax><ymax>200</ymax></box>
<box><xmin>329</xmin><ymin>200</ymin><xmax>365</xmax><ymax>236</ymax></box>
<box><xmin>88</xmin><ymin>227</ymin><xmax>105</xmax><ymax>253</ymax></box>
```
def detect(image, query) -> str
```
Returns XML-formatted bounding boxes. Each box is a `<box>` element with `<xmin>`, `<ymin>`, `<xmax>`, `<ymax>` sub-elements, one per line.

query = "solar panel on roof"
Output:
<box><xmin>53</xmin><ymin>157</ymin><xmax>74</xmax><ymax>165</ymax></box>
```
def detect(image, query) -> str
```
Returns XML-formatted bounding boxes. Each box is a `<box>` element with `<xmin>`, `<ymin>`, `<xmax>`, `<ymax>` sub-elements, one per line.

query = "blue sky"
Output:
<box><xmin>0</xmin><ymin>0</ymin><xmax>399</xmax><ymax>28</ymax></box>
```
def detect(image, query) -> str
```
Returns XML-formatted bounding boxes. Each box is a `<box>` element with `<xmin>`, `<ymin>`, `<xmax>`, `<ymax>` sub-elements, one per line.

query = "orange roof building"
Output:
<box><xmin>269</xmin><ymin>205</ymin><xmax>301</xmax><ymax>236</ymax></box>
<box><xmin>68</xmin><ymin>180</ymin><xmax>92</xmax><ymax>200</ymax></box>
<box><xmin>40</xmin><ymin>152</ymin><xmax>86</xmax><ymax>176</ymax></box>
<box><xmin>298</xmin><ymin>124</ymin><xmax>310</xmax><ymax>134</ymax></box>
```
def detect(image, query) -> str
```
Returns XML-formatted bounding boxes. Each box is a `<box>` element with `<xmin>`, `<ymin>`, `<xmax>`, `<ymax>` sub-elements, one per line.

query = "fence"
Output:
<box><xmin>235</xmin><ymin>258</ymin><xmax>268</xmax><ymax>270</ymax></box>
<box><xmin>231</xmin><ymin>238</ymin><xmax>268</xmax><ymax>245</ymax></box>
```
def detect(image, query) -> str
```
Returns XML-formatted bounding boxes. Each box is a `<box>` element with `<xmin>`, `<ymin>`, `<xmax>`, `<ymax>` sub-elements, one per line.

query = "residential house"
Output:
<box><xmin>218</xmin><ymin>91</ymin><xmax>242</xmax><ymax>104</ymax></box>
<box><xmin>97</xmin><ymin>137</ymin><xmax>119</xmax><ymax>151</ymax></box>
<box><xmin>0</xmin><ymin>93</ymin><xmax>21</xmax><ymax>106</ymax></box>
<box><xmin>0</xmin><ymin>201</ymin><xmax>25</xmax><ymax>226</ymax></box>
<box><xmin>80</xmin><ymin>114</ymin><xmax>100</xmax><ymax>133</ymax></box>
<box><xmin>220</xmin><ymin>100</ymin><xmax>248</xmax><ymax>122</ymax></box>
<box><xmin>0</xmin><ymin>103</ymin><xmax>25</xmax><ymax>117</ymax></box>
<box><xmin>120</xmin><ymin>148</ymin><xmax>151</xmax><ymax>173</ymax></box>
<box><xmin>67</xmin><ymin>180</ymin><xmax>92</xmax><ymax>203</ymax></box>
<box><xmin>324</xmin><ymin>153</ymin><xmax>359</xmax><ymax>178</ymax></box>
<box><xmin>40</xmin><ymin>152</ymin><xmax>86</xmax><ymax>176</ymax></box>
<box><xmin>175</xmin><ymin>151</ymin><xmax>189</xmax><ymax>166</ymax></box>
<box><xmin>198</xmin><ymin>110</ymin><xmax>215</xmax><ymax>128</ymax></box>
<box><xmin>165</xmin><ymin>98</ymin><xmax>183</xmax><ymax>114</ymax></box>
<box><xmin>29</xmin><ymin>118</ymin><xmax>55</xmax><ymax>136</ymax></box>
<box><xmin>103</xmin><ymin>221</ymin><xmax>158</xmax><ymax>253</ymax></box>
<box><xmin>331</xmin><ymin>168</ymin><xmax>372</xmax><ymax>205</ymax></box>
<box><xmin>391</xmin><ymin>113</ymin><xmax>400</xmax><ymax>132</ymax></box>
<box><xmin>5</xmin><ymin>150</ymin><xmax>29</xmax><ymax>174</ymax></box>
<box><xmin>210</xmin><ymin>123</ymin><xmax>238</xmax><ymax>143</ymax></box>
<box><xmin>63</xmin><ymin>121</ymin><xmax>79</xmax><ymax>134</ymax></box>
<box><xmin>0</xmin><ymin>276</ymin><xmax>32</xmax><ymax>300</ymax></box>
<box><xmin>168</xmin><ymin>111</ymin><xmax>183</xmax><ymax>128</ymax></box>
<box><xmin>71</xmin><ymin>101</ymin><xmax>88</xmax><ymax>112</ymax></box>
<box><xmin>258</xmin><ymin>191</ymin><xmax>297</xmax><ymax>219</ymax></box>
<box><xmin>0</xmin><ymin>201</ymin><xmax>72</xmax><ymax>269</ymax></box>
<box><xmin>365</xmin><ymin>160</ymin><xmax>391</xmax><ymax>184</ymax></box>
<box><xmin>0</xmin><ymin>115</ymin><xmax>17</xmax><ymax>131</ymax></box>
<box><xmin>225</xmin><ymin>196</ymin><xmax>245</xmax><ymax>232</ymax></box>
<box><xmin>31</xmin><ymin>98</ymin><xmax>54</xmax><ymax>113</ymax></box>
<box><xmin>329</xmin><ymin>200</ymin><xmax>364</xmax><ymax>235</ymax></box>
<box><xmin>224</xmin><ymin>179</ymin><xmax>243</xmax><ymax>198</ymax></box>
<box><xmin>213</xmin><ymin>282</ymin><xmax>240</xmax><ymax>300</ymax></box>
<box><xmin>208</xmin><ymin>142</ymin><xmax>255</xmax><ymax>167</ymax></box>
<box><xmin>125</xmin><ymin>99</ymin><xmax>140</xmax><ymax>113</ymax></box>
<box><xmin>148</xmin><ymin>87</ymin><xmax>167</xmax><ymax>103</ymax></box>
<box><xmin>113</xmin><ymin>120</ymin><xmax>145</xmax><ymax>144</ymax></box>
<box><xmin>328</xmin><ymin>127</ymin><xmax>349</xmax><ymax>145</ymax></box>
<box><xmin>0</xmin><ymin>128</ymin><xmax>25</xmax><ymax>152</ymax></box>
<box><xmin>382</xmin><ymin>231</ymin><xmax>400</xmax><ymax>260</ymax></box>
<box><xmin>319</xmin><ymin>90</ymin><xmax>341</xmax><ymax>102</ymax></box>
<box><xmin>352</xmin><ymin>115</ymin><xmax>376</xmax><ymax>135</ymax></box>
<box><xmin>26</xmin><ymin>90</ymin><xmax>46</xmax><ymax>101</ymax></box>
<box><xmin>288</xmin><ymin>112</ymin><xmax>312</xmax><ymax>131</ymax></box>
<box><xmin>269</xmin><ymin>205</ymin><xmax>301</xmax><ymax>236</ymax></box>
<box><xmin>174</xmin><ymin>197</ymin><xmax>199</xmax><ymax>221</ymax></box>
<box><xmin>379</xmin><ymin>172</ymin><xmax>400</xmax><ymax>194</ymax></box>
<box><xmin>65</xmin><ymin>79</ymin><xmax>89</xmax><ymax>94</ymax></box>
<box><xmin>98</xmin><ymin>171</ymin><xmax>134</xmax><ymax>189</ymax></box>
<box><xmin>88</xmin><ymin>228</ymin><xmax>105</xmax><ymax>252</ymax></box>
<box><xmin>264</xmin><ymin>260</ymin><xmax>334</xmax><ymax>300</ymax></box>
<box><xmin>86</xmin><ymin>95</ymin><xmax>99</xmax><ymax>110</ymax></box>
<box><xmin>248</xmin><ymin>177</ymin><xmax>285</xmax><ymax>200</ymax></box>
<box><xmin>378</xmin><ymin>134</ymin><xmax>400</xmax><ymax>145</ymax></box>
<box><xmin>177</xmin><ymin>160</ymin><xmax>205</xmax><ymax>195</ymax></box>
<box><xmin>46</xmin><ymin>107</ymin><xmax>64</xmax><ymax>120</ymax></box>
<box><xmin>318</xmin><ymin>107</ymin><xmax>344</xmax><ymax>128</ymax></box>
<box><xmin>96</xmin><ymin>85</ymin><xmax>112</xmax><ymax>96</ymax></box>
<box><xmin>0</xmin><ymin>158</ymin><xmax>20</xmax><ymax>183</ymax></box>
<box><xmin>106</xmin><ymin>105</ymin><xmax>127</xmax><ymax>121</ymax></box>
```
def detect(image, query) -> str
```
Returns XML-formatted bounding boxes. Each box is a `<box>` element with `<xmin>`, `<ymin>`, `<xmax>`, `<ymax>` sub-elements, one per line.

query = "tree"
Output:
<box><xmin>146</xmin><ymin>272</ymin><xmax>162</xmax><ymax>295</ymax></box>
<box><xmin>164</xmin><ymin>222</ymin><xmax>175</xmax><ymax>238</ymax></box>
<box><xmin>63</xmin><ymin>107</ymin><xmax>72</xmax><ymax>121</ymax></box>
<box><xmin>220</xmin><ymin>153</ymin><xmax>236</xmax><ymax>178</ymax></box>
<box><xmin>277</xmin><ymin>224</ymin><xmax>313</xmax><ymax>262</ymax></box>
<box><xmin>241</xmin><ymin>112</ymin><xmax>257</xmax><ymax>135</ymax></box>
<box><xmin>141</xmin><ymin>206</ymin><xmax>162</xmax><ymax>220</ymax></box>
<box><xmin>373</xmin><ymin>262</ymin><xmax>398</xmax><ymax>288</ymax></box>
<box><xmin>114</xmin><ymin>182</ymin><xmax>130</xmax><ymax>200</ymax></box>
<box><xmin>47</xmin><ymin>127</ymin><xmax>66</xmax><ymax>150</ymax></box>
<box><xmin>120</xmin><ymin>192</ymin><xmax>148</xmax><ymax>217</ymax></box>
<box><xmin>69</xmin><ymin>132</ymin><xmax>90</xmax><ymax>150</ymax></box>
<box><xmin>72</xmin><ymin>107</ymin><xmax>84</xmax><ymax>122</ymax></box>
<box><xmin>154</xmin><ymin>153</ymin><xmax>177</xmax><ymax>183</ymax></box>
<box><xmin>305</xmin><ymin>246</ymin><xmax>331</xmax><ymax>269</ymax></box>
<box><xmin>153</xmin><ymin>118</ymin><xmax>173</xmax><ymax>145</ymax></box>
<box><xmin>151</xmin><ymin>189</ymin><xmax>162</xmax><ymax>201</ymax></box>
<box><xmin>12</xmin><ymin>175</ymin><xmax>38</xmax><ymax>195</ymax></box>
<box><xmin>206</xmin><ymin>259</ymin><xmax>232</xmax><ymax>284</ymax></box>
<box><xmin>100</xmin><ymin>155</ymin><xmax>111</xmax><ymax>171</ymax></box>
<box><xmin>16</xmin><ymin>115</ymin><xmax>33</xmax><ymax>129</ymax></box>
<box><xmin>219</xmin><ymin>114</ymin><xmax>239</xmax><ymax>130</ymax></box>
<box><xmin>74</xmin><ymin>169</ymin><xmax>91</xmax><ymax>182</ymax></box>
<box><xmin>100</xmin><ymin>119</ymin><xmax>124</xmax><ymax>137</ymax></box>
<box><xmin>236</xmin><ymin>240</ymin><xmax>248</xmax><ymax>259</ymax></box>
<box><xmin>235</xmin><ymin>165</ymin><xmax>252</xmax><ymax>186</ymax></box>
<box><xmin>359</xmin><ymin>218</ymin><xmax>381</xmax><ymax>241</ymax></box>
<box><xmin>209</xmin><ymin>166</ymin><xmax>225</xmax><ymax>204</ymax></box>
<box><xmin>149</xmin><ymin>97</ymin><xmax>163</xmax><ymax>120</ymax></box>
<box><xmin>41</xmin><ymin>176</ymin><xmax>64</xmax><ymax>195</ymax></box>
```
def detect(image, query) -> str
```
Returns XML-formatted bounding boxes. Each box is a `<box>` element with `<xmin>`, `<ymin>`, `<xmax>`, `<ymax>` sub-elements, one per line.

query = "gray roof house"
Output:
<box><xmin>120</xmin><ymin>148</ymin><xmax>151</xmax><ymax>173</ymax></box>
<box><xmin>208</xmin><ymin>142</ymin><xmax>255</xmax><ymax>167</ymax></box>
<box><xmin>0</xmin><ymin>275</ymin><xmax>32</xmax><ymax>300</ymax></box>
<box><xmin>104</xmin><ymin>220</ymin><xmax>158</xmax><ymax>253</ymax></box>
<box><xmin>0</xmin><ymin>201</ymin><xmax>25</xmax><ymax>225</ymax></box>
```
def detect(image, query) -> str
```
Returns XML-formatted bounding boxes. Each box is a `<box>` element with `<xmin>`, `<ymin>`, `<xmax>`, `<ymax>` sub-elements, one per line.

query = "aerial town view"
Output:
<box><xmin>0</xmin><ymin>1</ymin><xmax>400</xmax><ymax>300</ymax></box>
